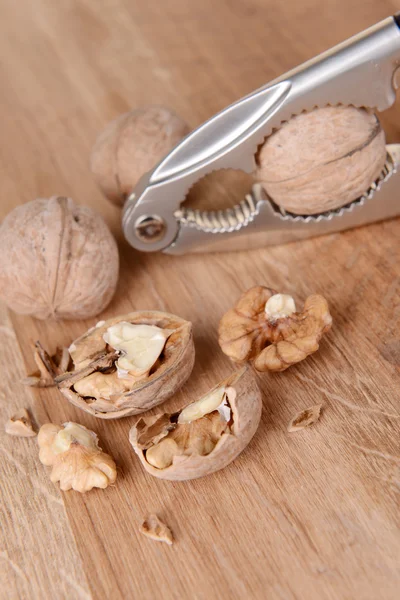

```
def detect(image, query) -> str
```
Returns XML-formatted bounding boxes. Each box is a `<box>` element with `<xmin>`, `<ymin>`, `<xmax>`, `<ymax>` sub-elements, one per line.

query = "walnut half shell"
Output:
<box><xmin>130</xmin><ymin>367</ymin><xmax>262</xmax><ymax>481</ymax></box>
<box><xmin>56</xmin><ymin>311</ymin><xmax>195</xmax><ymax>419</ymax></box>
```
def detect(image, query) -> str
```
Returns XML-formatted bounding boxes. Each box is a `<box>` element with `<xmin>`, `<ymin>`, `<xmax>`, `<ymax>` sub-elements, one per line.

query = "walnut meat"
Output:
<box><xmin>255</xmin><ymin>106</ymin><xmax>387</xmax><ymax>215</ymax></box>
<box><xmin>130</xmin><ymin>367</ymin><xmax>262</xmax><ymax>481</ymax></box>
<box><xmin>218</xmin><ymin>287</ymin><xmax>332</xmax><ymax>372</ymax></box>
<box><xmin>56</xmin><ymin>311</ymin><xmax>195</xmax><ymax>419</ymax></box>
<box><xmin>90</xmin><ymin>106</ymin><xmax>190</xmax><ymax>206</ymax></box>
<box><xmin>38</xmin><ymin>422</ymin><xmax>117</xmax><ymax>492</ymax></box>
<box><xmin>0</xmin><ymin>197</ymin><xmax>119</xmax><ymax>320</ymax></box>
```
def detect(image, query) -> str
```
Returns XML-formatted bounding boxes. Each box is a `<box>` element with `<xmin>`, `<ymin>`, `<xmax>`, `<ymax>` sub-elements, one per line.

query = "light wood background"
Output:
<box><xmin>1</xmin><ymin>1</ymin><xmax>400</xmax><ymax>599</ymax></box>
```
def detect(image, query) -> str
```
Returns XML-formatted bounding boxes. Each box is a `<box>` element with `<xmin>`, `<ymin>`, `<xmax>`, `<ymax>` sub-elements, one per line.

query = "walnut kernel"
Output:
<box><xmin>38</xmin><ymin>422</ymin><xmax>117</xmax><ymax>492</ymax></box>
<box><xmin>218</xmin><ymin>286</ymin><xmax>332</xmax><ymax>371</ymax></box>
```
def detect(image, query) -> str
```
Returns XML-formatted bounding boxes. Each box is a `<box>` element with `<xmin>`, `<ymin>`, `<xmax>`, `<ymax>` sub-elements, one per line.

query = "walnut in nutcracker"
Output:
<box><xmin>56</xmin><ymin>311</ymin><xmax>195</xmax><ymax>419</ymax></box>
<box><xmin>130</xmin><ymin>367</ymin><xmax>262</xmax><ymax>481</ymax></box>
<box><xmin>218</xmin><ymin>287</ymin><xmax>332</xmax><ymax>372</ymax></box>
<box><xmin>255</xmin><ymin>105</ymin><xmax>387</xmax><ymax>215</ymax></box>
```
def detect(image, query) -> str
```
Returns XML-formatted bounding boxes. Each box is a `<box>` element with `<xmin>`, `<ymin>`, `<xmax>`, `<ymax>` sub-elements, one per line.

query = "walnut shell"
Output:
<box><xmin>129</xmin><ymin>367</ymin><xmax>262</xmax><ymax>481</ymax></box>
<box><xmin>0</xmin><ymin>197</ymin><xmax>119</xmax><ymax>320</ymax></box>
<box><xmin>255</xmin><ymin>106</ymin><xmax>387</xmax><ymax>215</ymax></box>
<box><xmin>90</xmin><ymin>106</ymin><xmax>190</xmax><ymax>207</ymax></box>
<box><xmin>56</xmin><ymin>311</ymin><xmax>195</xmax><ymax>419</ymax></box>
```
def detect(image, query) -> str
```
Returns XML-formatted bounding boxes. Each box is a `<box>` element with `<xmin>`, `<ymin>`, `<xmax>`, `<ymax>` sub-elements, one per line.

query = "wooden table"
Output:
<box><xmin>1</xmin><ymin>1</ymin><xmax>400</xmax><ymax>598</ymax></box>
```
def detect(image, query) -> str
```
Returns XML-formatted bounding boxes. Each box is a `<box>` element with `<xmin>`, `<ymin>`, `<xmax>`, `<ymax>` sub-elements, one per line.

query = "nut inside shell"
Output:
<box><xmin>56</xmin><ymin>311</ymin><xmax>195</xmax><ymax>419</ymax></box>
<box><xmin>129</xmin><ymin>366</ymin><xmax>262</xmax><ymax>481</ymax></box>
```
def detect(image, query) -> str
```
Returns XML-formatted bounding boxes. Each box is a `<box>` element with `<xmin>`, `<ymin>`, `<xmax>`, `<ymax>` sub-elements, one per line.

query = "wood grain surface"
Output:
<box><xmin>1</xmin><ymin>1</ymin><xmax>400</xmax><ymax>599</ymax></box>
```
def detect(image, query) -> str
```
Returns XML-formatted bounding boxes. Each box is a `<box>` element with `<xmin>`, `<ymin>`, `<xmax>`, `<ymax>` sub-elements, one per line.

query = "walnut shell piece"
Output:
<box><xmin>5</xmin><ymin>409</ymin><xmax>36</xmax><ymax>437</ymax></box>
<box><xmin>90</xmin><ymin>106</ymin><xmax>190</xmax><ymax>207</ymax></box>
<box><xmin>56</xmin><ymin>311</ymin><xmax>195</xmax><ymax>419</ymax></box>
<box><xmin>255</xmin><ymin>106</ymin><xmax>387</xmax><ymax>215</ymax></box>
<box><xmin>22</xmin><ymin>342</ymin><xmax>70</xmax><ymax>388</ymax></box>
<box><xmin>218</xmin><ymin>287</ymin><xmax>332</xmax><ymax>372</ymax></box>
<box><xmin>140</xmin><ymin>514</ymin><xmax>173</xmax><ymax>546</ymax></box>
<box><xmin>0</xmin><ymin>197</ymin><xmax>119</xmax><ymax>320</ymax></box>
<box><xmin>37</xmin><ymin>422</ymin><xmax>117</xmax><ymax>493</ymax></box>
<box><xmin>287</xmin><ymin>404</ymin><xmax>323</xmax><ymax>432</ymax></box>
<box><xmin>129</xmin><ymin>367</ymin><xmax>262</xmax><ymax>481</ymax></box>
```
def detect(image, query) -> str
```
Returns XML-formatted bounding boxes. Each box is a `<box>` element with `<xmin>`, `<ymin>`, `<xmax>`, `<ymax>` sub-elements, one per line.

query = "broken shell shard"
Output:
<box><xmin>56</xmin><ymin>311</ymin><xmax>195</xmax><ymax>419</ymax></box>
<box><xmin>140</xmin><ymin>514</ymin><xmax>173</xmax><ymax>545</ymax></box>
<box><xmin>5</xmin><ymin>409</ymin><xmax>36</xmax><ymax>437</ymax></box>
<box><xmin>130</xmin><ymin>367</ymin><xmax>262</xmax><ymax>481</ymax></box>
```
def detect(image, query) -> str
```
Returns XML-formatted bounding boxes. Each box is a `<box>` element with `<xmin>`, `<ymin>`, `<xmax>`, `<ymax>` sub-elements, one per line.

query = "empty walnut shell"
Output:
<box><xmin>0</xmin><ymin>197</ymin><xmax>119</xmax><ymax>320</ymax></box>
<box><xmin>130</xmin><ymin>367</ymin><xmax>262</xmax><ymax>481</ymax></box>
<box><xmin>90</xmin><ymin>105</ymin><xmax>190</xmax><ymax>207</ymax></box>
<box><xmin>56</xmin><ymin>311</ymin><xmax>195</xmax><ymax>419</ymax></box>
<box><xmin>255</xmin><ymin>106</ymin><xmax>387</xmax><ymax>215</ymax></box>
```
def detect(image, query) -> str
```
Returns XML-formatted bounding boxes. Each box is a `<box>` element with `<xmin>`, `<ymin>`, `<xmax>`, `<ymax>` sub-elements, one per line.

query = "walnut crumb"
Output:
<box><xmin>140</xmin><ymin>514</ymin><xmax>173</xmax><ymax>546</ymax></box>
<box><xmin>287</xmin><ymin>404</ymin><xmax>323</xmax><ymax>432</ymax></box>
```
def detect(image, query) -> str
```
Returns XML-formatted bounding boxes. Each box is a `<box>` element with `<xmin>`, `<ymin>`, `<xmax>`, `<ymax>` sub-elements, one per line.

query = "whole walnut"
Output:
<box><xmin>0</xmin><ymin>196</ymin><xmax>119</xmax><ymax>320</ymax></box>
<box><xmin>90</xmin><ymin>105</ymin><xmax>190</xmax><ymax>207</ymax></box>
<box><xmin>255</xmin><ymin>106</ymin><xmax>387</xmax><ymax>215</ymax></box>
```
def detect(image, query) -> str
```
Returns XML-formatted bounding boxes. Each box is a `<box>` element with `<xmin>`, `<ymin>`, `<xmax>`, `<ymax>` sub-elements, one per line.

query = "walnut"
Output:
<box><xmin>130</xmin><ymin>367</ymin><xmax>262</xmax><ymax>481</ymax></box>
<box><xmin>255</xmin><ymin>106</ymin><xmax>387</xmax><ymax>215</ymax></box>
<box><xmin>0</xmin><ymin>197</ymin><xmax>119</xmax><ymax>320</ymax></box>
<box><xmin>140</xmin><ymin>514</ymin><xmax>173</xmax><ymax>545</ymax></box>
<box><xmin>90</xmin><ymin>106</ymin><xmax>190</xmax><ymax>206</ymax></box>
<box><xmin>38</xmin><ymin>422</ymin><xmax>117</xmax><ymax>493</ymax></box>
<box><xmin>5</xmin><ymin>409</ymin><xmax>36</xmax><ymax>437</ymax></box>
<box><xmin>218</xmin><ymin>287</ymin><xmax>332</xmax><ymax>372</ymax></box>
<box><xmin>287</xmin><ymin>404</ymin><xmax>323</xmax><ymax>432</ymax></box>
<box><xmin>56</xmin><ymin>311</ymin><xmax>195</xmax><ymax>419</ymax></box>
<box><xmin>22</xmin><ymin>342</ymin><xmax>70</xmax><ymax>387</ymax></box>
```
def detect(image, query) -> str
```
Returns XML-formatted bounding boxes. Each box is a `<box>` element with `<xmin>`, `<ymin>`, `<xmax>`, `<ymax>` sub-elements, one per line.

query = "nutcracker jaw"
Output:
<box><xmin>123</xmin><ymin>15</ymin><xmax>400</xmax><ymax>254</ymax></box>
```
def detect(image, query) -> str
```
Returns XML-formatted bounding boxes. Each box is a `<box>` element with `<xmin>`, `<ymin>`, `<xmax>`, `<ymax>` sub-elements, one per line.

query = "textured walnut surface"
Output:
<box><xmin>255</xmin><ymin>106</ymin><xmax>387</xmax><ymax>215</ymax></box>
<box><xmin>90</xmin><ymin>106</ymin><xmax>190</xmax><ymax>206</ymax></box>
<box><xmin>0</xmin><ymin>197</ymin><xmax>119</xmax><ymax>320</ymax></box>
